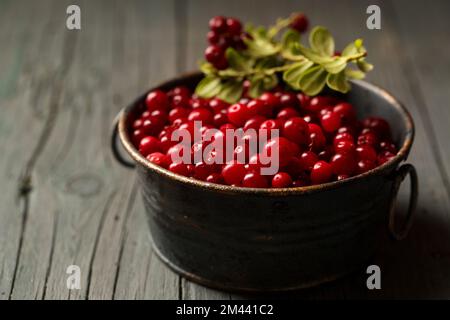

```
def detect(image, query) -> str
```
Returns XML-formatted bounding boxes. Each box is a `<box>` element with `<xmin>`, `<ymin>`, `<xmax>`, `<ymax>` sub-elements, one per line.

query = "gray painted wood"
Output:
<box><xmin>1</xmin><ymin>0</ymin><xmax>450</xmax><ymax>299</ymax></box>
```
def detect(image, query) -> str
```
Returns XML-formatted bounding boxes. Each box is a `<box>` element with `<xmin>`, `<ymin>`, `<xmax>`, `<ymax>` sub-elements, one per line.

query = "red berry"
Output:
<box><xmin>311</xmin><ymin>161</ymin><xmax>333</xmax><ymax>184</ymax></box>
<box><xmin>263</xmin><ymin>137</ymin><xmax>297</xmax><ymax>167</ymax></box>
<box><xmin>207</xmin><ymin>30</ymin><xmax>220</xmax><ymax>44</ymax></box>
<box><xmin>169</xmin><ymin>162</ymin><xmax>190</xmax><ymax>176</ymax></box>
<box><xmin>276</xmin><ymin>107</ymin><xmax>300</xmax><ymax>121</ymax></box>
<box><xmin>308</xmin><ymin>123</ymin><xmax>326</xmax><ymax>151</ymax></box>
<box><xmin>205</xmin><ymin>45</ymin><xmax>224</xmax><ymax>63</ymax></box>
<box><xmin>146</xmin><ymin>90</ymin><xmax>168</xmax><ymax>111</ymax></box>
<box><xmin>271</xmin><ymin>172</ymin><xmax>293</xmax><ymax>188</ymax></box>
<box><xmin>171</xmin><ymin>94</ymin><xmax>190</xmax><ymax>109</ymax></box>
<box><xmin>209</xmin><ymin>98</ymin><xmax>229</xmax><ymax>113</ymax></box>
<box><xmin>378</xmin><ymin>151</ymin><xmax>396</xmax><ymax>165</ymax></box>
<box><xmin>188</xmin><ymin>107</ymin><xmax>213</xmax><ymax>124</ymax></box>
<box><xmin>213</xmin><ymin>112</ymin><xmax>228</xmax><ymax>127</ymax></box>
<box><xmin>282</xmin><ymin>117</ymin><xmax>309</xmax><ymax>145</ymax></box>
<box><xmin>227</xmin><ymin>103</ymin><xmax>250</xmax><ymax>126</ymax></box>
<box><xmin>242</xmin><ymin>172</ymin><xmax>269</xmax><ymax>188</ymax></box>
<box><xmin>146</xmin><ymin>152</ymin><xmax>170</xmax><ymax>169</ymax></box>
<box><xmin>299</xmin><ymin>151</ymin><xmax>318</xmax><ymax>171</ymax></box>
<box><xmin>333</xmin><ymin>102</ymin><xmax>356</xmax><ymax>124</ymax></box>
<box><xmin>357</xmin><ymin>132</ymin><xmax>378</xmax><ymax>147</ymax></box>
<box><xmin>206</xmin><ymin>173</ymin><xmax>224</xmax><ymax>184</ymax></box>
<box><xmin>279</xmin><ymin>93</ymin><xmax>298</xmax><ymax>108</ymax></box>
<box><xmin>363</xmin><ymin>117</ymin><xmax>391</xmax><ymax>138</ymax></box>
<box><xmin>330</xmin><ymin>153</ymin><xmax>357</xmax><ymax>175</ymax></box>
<box><xmin>244</xmin><ymin>115</ymin><xmax>266</xmax><ymax>131</ymax></box>
<box><xmin>169</xmin><ymin>107</ymin><xmax>189</xmax><ymax>123</ymax></box>
<box><xmin>290</xmin><ymin>13</ymin><xmax>309</xmax><ymax>33</ymax></box>
<box><xmin>209</xmin><ymin>16</ymin><xmax>227</xmax><ymax>33</ymax></box>
<box><xmin>356</xmin><ymin>159</ymin><xmax>376</xmax><ymax>174</ymax></box>
<box><xmin>132</xmin><ymin>129</ymin><xmax>146</xmax><ymax>147</ymax></box>
<box><xmin>379</xmin><ymin>140</ymin><xmax>397</xmax><ymax>153</ymax></box>
<box><xmin>321</xmin><ymin>111</ymin><xmax>341</xmax><ymax>132</ymax></box>
<box><xmin>222</xmin><ymin>162</ymin><xmax>246</xmax><ymax>185</ymax></box>
<box><xmin>139</xmin><ymin>136</ymin><xmax>161</xmax><ymax>157</ymax></box>
<box><xmin>334</xmin><ymin>140</ymin><xmax>356</xmax><ymax>154</ymax></box>
<box><xmin>259</xmin><ymin>92</ymin><xmax>280</xmax><ymax>109</ymax></box>
<box><xmin>226</xmin><ymin>18</ymin><xmax>242</xmax><ymax>35</ymax></box>
<box><xmin>356</xmin><ymin>145</ymin><xmax>377</xmax><ymax>162</ymax></box>
<box><xmin>337</xmin><ymin>174</ymin><xmax>350</xmax><ymax>181</ymax></box>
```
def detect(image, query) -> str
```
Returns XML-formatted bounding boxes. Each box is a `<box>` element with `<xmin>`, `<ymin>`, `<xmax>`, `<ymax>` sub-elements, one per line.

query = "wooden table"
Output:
<box><xmin>1</xmin><ymin>0</ymin><xmax>449</xmax><ymax>300</ymax></box>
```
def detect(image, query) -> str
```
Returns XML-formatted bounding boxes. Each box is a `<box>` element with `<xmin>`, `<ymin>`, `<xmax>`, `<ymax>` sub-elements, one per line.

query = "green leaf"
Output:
<box><xmin>244</xmin><ymin>37</ymin><xmax>280</xmax><ymax>58</ymax></box>
<box><xmin>263</xmin><ymin>74</ymin><xmax>278</xmax><ymax>90</ymax></box>
<box><xmin>309</xmin><ymin>26</ymin><xmax>334</xmax><ymax>57</ymax></box>
<box><xmin>342</xmin><ymin>42</ymin><xmax>358</xmax><ymax>57</ymax></box>
<box><xmin>357</xmin><ymin>59</ymin><xmax>374</xmax><ymax>72</ymax></box>
<box><xmin>248</xmin><ymin>76</ymin><xmax>265</xmax><ymax>99</ymax></box>
<box><xmin>254</xmin><ymin>56</ymin><xmax>280</xmax><ymax>70</ymax></box>
<box><xmin>345</xmin><ymin>68</ymin><xmax>366</xmax><ymax>80</ymax></box>
<box><xmin>199</xmin><ymin>61</ymin><xmax>216</xmax><ymax>75</ymax></box>
<box><xmin>298</xmin><ymin>66</ymin><xmax>328</xmax><ymax>96</ymax></box>
<box><xmin>326</xmin><ymin>71</ymin><xmax>351</xmax><ymax>93</ymax></box>
<box><xmin>283</xmin><ymin>60</ymin><xmax>314</xmax><ymax>89</ymax></box>
<box><xmin>226</xmin><ymin>47</ymin><xmax>252</xmax><ymax>71</ymax></box>
<box><xmin>322</xmin><ymin>56</ymin><xmax>348</xmax><ymax>74</ymax></box>
<box><xmin>297</xmin><ymin>44</ymin><xmax>334</xmax><ymax>64</ymax></box>
<box><xmin>281</xmin><ymin>29</ymin><xmax>301</xmax><ymax>50</ymax></box>
<box><xmin>217</xmin><ymin>80</ymin><xmax>243</xmax><ymax>103</ymax></box>
<box><xmin>195</xmin><ymin>75</ymin><xmax>223</xmax><ymax>98</ymax></box>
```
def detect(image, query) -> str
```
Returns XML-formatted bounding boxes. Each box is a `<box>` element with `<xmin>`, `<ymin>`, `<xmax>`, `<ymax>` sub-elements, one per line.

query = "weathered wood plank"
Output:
<box><xmin>110</xmin><ymin>0</ymin><xmax>180</xmax><ymax>300</ymax></box>
<box><xmin>0</xmin><ymin>0</ymin><xmax>71</xmax><ymax>300</ymax></box>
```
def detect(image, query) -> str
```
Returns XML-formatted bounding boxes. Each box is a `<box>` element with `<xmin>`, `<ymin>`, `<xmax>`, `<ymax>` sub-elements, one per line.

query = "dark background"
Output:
<box><xmin>0</xmin><ymin>0</ymin><xmax>449</xmax><ymax>299</ymax></box>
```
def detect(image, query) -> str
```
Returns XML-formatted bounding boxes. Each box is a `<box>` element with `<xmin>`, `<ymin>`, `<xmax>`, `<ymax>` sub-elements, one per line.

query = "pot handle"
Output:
<box><xmin>388</xmin><ymin>163</ymin><xmax>418</xmax><ymax>240</ymax></box>
<box><xmin>111</xmin><ymin>112</ymin><xmax>136</xmax><ymax>169</ymax></box>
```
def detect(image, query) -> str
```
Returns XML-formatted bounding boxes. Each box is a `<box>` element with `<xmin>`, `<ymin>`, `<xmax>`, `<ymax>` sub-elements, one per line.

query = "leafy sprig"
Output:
<box><xmin>195</xmin><ymin>14</ymin><xmax>373</xmax><ymax>103</ymax></box>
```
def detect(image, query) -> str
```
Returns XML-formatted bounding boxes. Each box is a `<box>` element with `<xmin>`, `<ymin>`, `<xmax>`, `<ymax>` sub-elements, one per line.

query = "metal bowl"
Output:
<box><xmin>111</xmin><ymin>72</ymin><xmax>417</xmax><ymax>292</ymax></box>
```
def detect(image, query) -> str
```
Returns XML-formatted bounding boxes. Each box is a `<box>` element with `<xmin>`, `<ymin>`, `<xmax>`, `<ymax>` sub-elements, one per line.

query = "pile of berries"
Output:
<box><xmin>205</xmin><ymin>16</ymin><xmax>245</xmax><ymax>70</ymax></box>
<box><xmin>130</xmin><ymin>86</ymin><xmax>398</xmax><ymax>188</ymax></box>
<box><xmin>204</xmin><ymin>14</ymin><xmax>309</xmax><ymax>70</ymax></box>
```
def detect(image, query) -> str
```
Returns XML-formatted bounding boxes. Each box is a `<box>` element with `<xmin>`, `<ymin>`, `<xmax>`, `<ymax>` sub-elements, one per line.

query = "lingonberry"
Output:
<box><xmin>209</xmin><ymin>98</ymin><xmax>229</xmax><ymax>113</ymax></box>
<box><xmin>310</xmin><ymin>161</ymin><xmax>333</xmax><ymax>184</ymax></box>
<box><xmin>271</xmin><ymin>172</ymin><xmax>293</xmax><ymax>188</ymax></box>
<box><xmin>363</xmin><ymin>117</ymin><xmax>391</xmax><ymax>138</ymax></box>
<box><xmin>242</xmin><ymin>172</ymin><xmax>269</xmax><ymax>188</ymax></box>
<box><xmin>356</xmin><ymin>159</ymin><xmax>376</xmax><ymax>174</ymax></box>
<box><xmin>171</xmin><ymin>94</ymin><xmax>190</xmax><ymax>109</ymax></box>
<box><xmin>147</xmin><ymin>152</ymin><xmax>170</xmax><ymax>169</ymax></box>
<box><xmin>169</xmin><ymin>107</ymin><xmax>189</xmax><ymax>123</ymax></box>
<box><xmin>276</xmin><ymin>107</ymin><xmax>300</xmax><ymax>121</ymax></box>
<box><xmin>290</xmin><ymin>13</ymin><xmax>309</xmax><ymax>33</ymax></box>
<box><xmin>139</xmin><ymin>136</ymin><xmax>161</xmax><ymax>157</ymax></box>
<box><xmin>206</xmin><ymin>173</ymin><xmax>225</xmax><ymax>184</ymax></box>
<box><xmin>299</xmin><ymin>151</ymin><xmax>318</xmax><ymax>171</ymax></box>
<box><xmin>320</xmin><ymin>111</ymin><xmax>341</xmax><ymax>132</ymax></box>
<box><xmin>227</xmin><ymin>103</ymin><xmax>250</xmax><ymax>126</ymax></box>
<box><xmin>188</xmin><ymin>107</ymin><xmax>214</xmax><ymax>124</ymax></box>
<box><xmin>334</xmin><ymin>140</ymin><xmax>356</xmax><ymax>154</ymax></box>
<box><xmin>308</xmin><ymin>123</ymin><xmax>326</xmax><ymax>151</ymax></box>
<box><xmin>222</xmin><ymin>162</ymin><xmax>246</xmax><ymax>185</ymax></box>
<box><xmin>379</xmin><ymin>140</ymin><xmax>397</xmax><ymax>153</ymax></box>
<box><xmin>213</xmin><ymin>112</ymin><xmax>228</xmax><ymax>127</ymax></box>
<box><xmin>146</xmin><ymin>90</ymin><xmax>169</xmax><ymax>111</ymax></box>
<box><xmin>357</xmin><ymin>132</ymin><xmax>378</xmax><ymax>147</ymax></box>
<box><xmin>264</xmin><ymin>137</ymin><xmax>297</xmax><ymax>167</ymax></box>
<box><xmin>356</xmin><ymin>145</ymin><xmax>377</xmax><ymax>162</ymax></box>
<box><xmin>330</xmin><ymin>153</ymin><xmax>357</xmax><ymax>175</ymax></box>
<box><xmin>244</xmin><ymin>115</ymin><xmax>266</xmax><ymax>131</ymax></box>
<box><xmin>169</xmin><ymin>162</ymin><xmax>190</xmax><ymax>176</ymax></box>
<box><xmin>279</xmin><ymin>93</ymin><xmax>298</xmax><ymax>108</ymax></box>
<box><xmin>207</xmin><ymin>30</ymin><xmax>220</xmax><ymax>44</ymax></box>
<box><xmin>204</xmin><ymin>45</ymin><xmax>224</xmax><ymax>64</ymax></box>
<box><xmin>225</xmin><ymin>17</ymin><xmax>242</xmax><ymax>35</ymax></box>
<box><xmin>209</xmin><ymin>16</ymin><xmax>227</xmax><ymax>33</ymax></box>
<box><xmin>282</xmin><ymin>117</ymin><xmax>310</xmax><ymax>145</ymax></box>
<box><xmin>333</xmin><ymin>102</ymin><xmax>356</xmax><ymax>124</ymax></box>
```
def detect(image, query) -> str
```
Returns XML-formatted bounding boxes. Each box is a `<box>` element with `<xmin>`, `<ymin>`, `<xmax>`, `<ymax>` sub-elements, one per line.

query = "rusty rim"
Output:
<box><xmin>117</xmin><ymin>72</ymin><xmax>415</xmax><ymax>195</ymax></box>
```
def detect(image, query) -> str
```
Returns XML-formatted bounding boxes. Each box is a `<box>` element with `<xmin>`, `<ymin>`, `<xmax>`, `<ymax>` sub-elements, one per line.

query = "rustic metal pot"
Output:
<box><xmin>111</xmin><ymin>72</ymin><xmax>417</xmax><ymax>292</ymax></box>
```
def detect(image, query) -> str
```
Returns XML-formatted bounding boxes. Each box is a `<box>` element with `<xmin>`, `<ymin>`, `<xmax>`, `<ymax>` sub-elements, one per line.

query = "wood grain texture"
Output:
<box><xmin>0</xmin><ymin>0</ymin><xmax>450</xmax><ymax>299</ymax></box>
